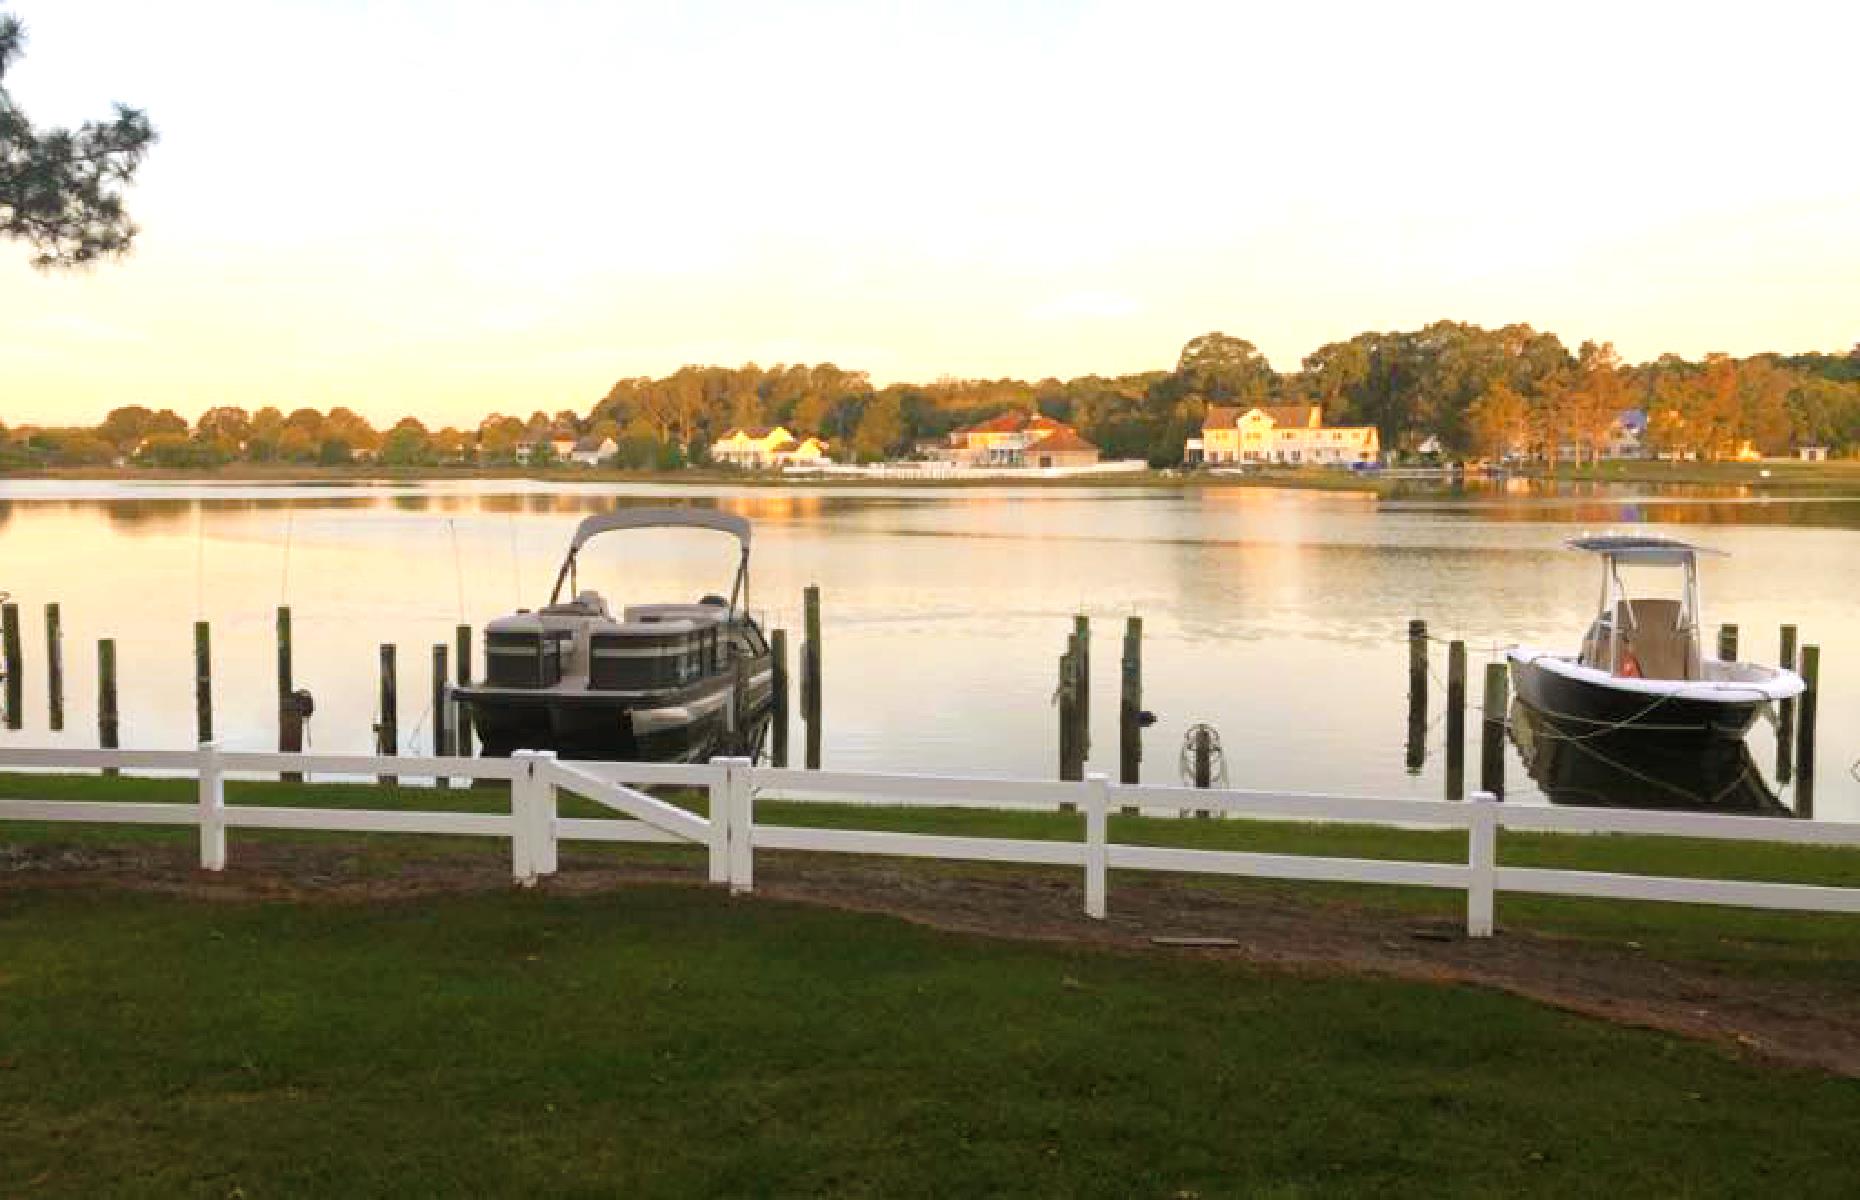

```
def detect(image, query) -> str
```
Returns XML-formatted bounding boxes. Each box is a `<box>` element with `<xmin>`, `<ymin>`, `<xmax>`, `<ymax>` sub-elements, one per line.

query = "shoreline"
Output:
<box><xmin>1</xmin><ymin>460</ymin><xmax>1856</xmax><ymax>493</ymax></box>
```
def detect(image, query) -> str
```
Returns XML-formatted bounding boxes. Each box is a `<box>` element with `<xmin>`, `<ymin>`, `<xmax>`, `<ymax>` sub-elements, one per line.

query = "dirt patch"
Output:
<box><xmin>7</xmin><ymin>838</ymin><xmax>1859</xmax><ymax>1077</ymax></box>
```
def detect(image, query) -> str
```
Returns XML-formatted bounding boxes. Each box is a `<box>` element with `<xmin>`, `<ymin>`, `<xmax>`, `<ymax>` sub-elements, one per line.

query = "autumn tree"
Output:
<box><xmin>0</xmin><ymin>13</ymin><xmax>156</xmax><ymax>267</ymax></box>
<box><xmin>851</xmin><ymin>392</ymin><xmax>904</xmax><ymax>461</ymax></box>
<box><xmin>1466</xmin><ymin>382</ymin><xmax>1530</xmax><ymax>460</ymax></box>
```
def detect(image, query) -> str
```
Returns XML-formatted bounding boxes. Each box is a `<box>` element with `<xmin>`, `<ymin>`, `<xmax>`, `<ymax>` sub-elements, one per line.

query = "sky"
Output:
<box><xmin>2</xmin><ymin>0</ymin><xmax>1857</xmax><ymax>428</ymax></box>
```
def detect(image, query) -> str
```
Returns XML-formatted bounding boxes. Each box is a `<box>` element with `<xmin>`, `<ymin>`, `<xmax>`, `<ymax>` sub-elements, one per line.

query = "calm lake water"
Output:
<box><xmin>0</xmin><ymin>478</ymin><xmax>1855</xmax><ymax>819</ymax></box>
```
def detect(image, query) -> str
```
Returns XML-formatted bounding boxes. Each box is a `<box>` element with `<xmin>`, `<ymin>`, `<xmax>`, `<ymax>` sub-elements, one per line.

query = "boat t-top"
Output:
<box><xmin>1506</xmin><ymin>535</ymin><xmax>1804</xmax><ymax>743</ymax></box>
<box><xmin>455</xmin><ymin>508</ymin><xmax>774</xmax><ymax>762</ymax></box>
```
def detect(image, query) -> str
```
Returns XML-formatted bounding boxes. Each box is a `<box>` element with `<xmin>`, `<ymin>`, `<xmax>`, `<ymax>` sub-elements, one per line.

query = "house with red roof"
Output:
<box><xmin>944</xmin><ymin>411</ymin><xmax>1100</xmax><ymax>469</ymax></box>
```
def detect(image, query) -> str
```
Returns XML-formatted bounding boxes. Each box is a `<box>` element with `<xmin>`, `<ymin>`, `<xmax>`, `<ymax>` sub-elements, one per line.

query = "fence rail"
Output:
<box><xmin>4</xmin><ymin>744</ymin><xmax>1860</xmax><ymax>937</ymax></box>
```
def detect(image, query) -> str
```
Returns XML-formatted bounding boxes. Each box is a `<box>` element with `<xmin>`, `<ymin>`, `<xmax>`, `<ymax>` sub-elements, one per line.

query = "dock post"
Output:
<box><xmin>1405</xmin><ymin>618</ymin><xmax>1428</xmax><ymax>773</ymax></box>
<box><xmin>454</xmin><ymin>624</ymin><xmax>474</xmax><ymax>758</ymax></box>
<box><xmin>193</xmin><ymin>621</ymin><xmax>213</xmax><ymax>744</ymax></box>
<box><xmin>1777</xmin><ymin>624</ymin><xmax>1798</xmax><ymax>784</ymax></box>
<box><xmin>1118</xmin><ymin>616</ymin><xmax>1142</xmax><ymax>810</ymax></box>
<box><xmin>1074</xmin><ymin>614</ymin><xmax>1091</xmax><ymax>761</ymax></box>
<box><xmin>1480</xmin><ymin>661</ymin><xmax>1507</xmax><ymax>800</ymax></box>
<box><xmin>277</xmin><ymin>606</ymin><xmax>302</xmax><ymax>782</ymax></box>
<box><xmin>98</xmin><ymin>639</ymin><xmax>119</xmax><ymax>776</ymax></box>
<box><xmin>377</xmin><ymin>644</ymin><xmax>398</xmax><ymax>785</ymax></box>
<box><xmin>432</xmin><ymin>643</ymin><xmax>451</xmax><ymax>789</ymax></box>
<box><xmin>1445</xmin><ymin>640</ymin><xmax>1466</xmax><ymax>800</ymax></box>
<box><xmin>770</xmin><ymin>629</ymin><xmax>790</xmax><ymax>768</ymax></box>
<box><xmin>802</xmin><ymin>585</ymin><xmax>822</xmax><ymax>770</ymax></box>
<box><xmin>1796</xmin><ymin>644</ymin><xmax>1819</xmax><ymax>818</ymax></box>
<box><xmin>1192</xmin><ymin>725</ymin><xmax>1213</xmax><ymax>790</ymax></box>
<box><xmin>1058</xmin><ymin>649</ymin><xmax>1080</xmax><ymax>786</ymax></box>
<box><xmin>2</xmin><ymin>601</ymin><xmax>21</xmax><ymax>729</ymax></box>
<box><xmin>45</xmin><ymin>603</ymin><xmax>63</xmax><ymax>732</ymax></box>
<box><xmin>1717</xmin><ymin>623</ymin><xmax>1739</xmax><ymax>662</ymax></box>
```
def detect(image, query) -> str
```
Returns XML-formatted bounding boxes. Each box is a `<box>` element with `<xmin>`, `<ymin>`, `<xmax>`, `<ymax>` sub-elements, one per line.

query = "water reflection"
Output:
<box><xmin>1509</xmin><ymin>700</ymin><xmax>1789</xmax><ymax>815</ymax></box>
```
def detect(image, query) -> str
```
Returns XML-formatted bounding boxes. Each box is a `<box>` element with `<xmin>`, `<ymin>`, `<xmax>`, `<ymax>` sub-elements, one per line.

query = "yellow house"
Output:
<box><xmin>1191</xmin><ymin>405</ymin><xmax>1379</xmax><ymax>466</ymax></box>
<box><xmin>774</xmin><ymin>436</ymin><xmax>832</xmax><ymax>467</ymax></box>
<box><xmin>710</xmin><ymin>426</ymin><xmax>796</xmax><ymax>469</ymax></box>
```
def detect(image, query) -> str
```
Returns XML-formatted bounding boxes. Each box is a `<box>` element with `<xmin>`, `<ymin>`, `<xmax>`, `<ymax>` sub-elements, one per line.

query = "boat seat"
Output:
<box><xmin>1616</xmin><ymin>598</ymin><xmax>1697</xmax><ymax>681</ymax></box>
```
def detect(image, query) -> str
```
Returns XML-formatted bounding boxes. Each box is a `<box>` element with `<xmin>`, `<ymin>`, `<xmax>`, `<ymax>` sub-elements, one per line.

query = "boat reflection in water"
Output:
<box><xmin>1508</xmin><ymin>699</ymin><xmax>1790</xmax><ymax>816</ymax></box>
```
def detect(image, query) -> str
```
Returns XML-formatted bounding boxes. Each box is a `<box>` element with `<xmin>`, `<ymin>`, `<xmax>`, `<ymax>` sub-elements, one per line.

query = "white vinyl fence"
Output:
<box><xmin>4</xmin><ymin>745</ymin><xmax>1860</xmax><ymax>937</ymax></box>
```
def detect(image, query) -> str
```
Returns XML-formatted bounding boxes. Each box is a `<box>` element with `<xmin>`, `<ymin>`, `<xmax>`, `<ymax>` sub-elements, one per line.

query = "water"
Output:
<box><xmin>0</xmin><ymin>477</ymin><xmax>1855</xmax><ymax>819</ymax></box>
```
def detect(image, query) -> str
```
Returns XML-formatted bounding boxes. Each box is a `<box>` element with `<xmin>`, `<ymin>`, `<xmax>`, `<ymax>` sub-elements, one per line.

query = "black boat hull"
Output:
<box><xmin>1508</xmin><ymin>700</ymin><xmax>1785</xmax><ymax>814</ymax></box>
<box><xmin>1508</xmin><ymin>658</ymin><xmax>1765</xmax><ymax>744</ymax></box>
<box><xmin>460</xmin><ymin>661</ymin><xmax>774</xmax><ymax>763</ymax></box>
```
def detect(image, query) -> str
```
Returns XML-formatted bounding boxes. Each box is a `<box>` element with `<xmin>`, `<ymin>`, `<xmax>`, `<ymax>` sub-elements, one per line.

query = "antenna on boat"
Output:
<box><xmin>279</xmin><ymin>512</ymin><xmax>294</xmax><ymax>605</ymax></box>
<box><xmin>447</xmin><ymin>518</ymin><xmax>466</xmax><ymax>622</ymax></box>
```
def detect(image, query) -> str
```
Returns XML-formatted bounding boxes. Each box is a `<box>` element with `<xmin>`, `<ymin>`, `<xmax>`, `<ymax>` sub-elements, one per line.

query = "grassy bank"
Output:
<box><xmin>1529</xmin><ymin>458</ymin><xmax>1860</xmax><ymax>490</ymax></box>
<box><xmin>5</xmin><ymin>771</ymin><xmax>1860</xmax><ymax>985</ymax></box>
<box><xmin>4</xmin><ymin>881</ymin><xmax>1860</xmax><ymax>1197</ymax></box>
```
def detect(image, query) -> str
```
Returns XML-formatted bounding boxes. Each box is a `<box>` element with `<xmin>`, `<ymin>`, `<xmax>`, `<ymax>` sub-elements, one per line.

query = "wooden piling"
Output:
<box><xmin>1796</xmin><ymin>644</ymin><xmax>1819</xmax><ymax>818</ymax></box>
<box><xmin>98</xmin><ymin>639</ymin><xmax>120</xmax><ymax>775</ymax></box>
<box><xmin>1192</xmin><ymin>725</ymin><xmax>1213</xmax><ymax>790</ymax></box>
<box><xmin>1405</xmin><ymin>618</ymin><xmax>1428</xmax><ymax>773</ymax></box>
<box><xmin>802</xmin><ymin>585</ymin><xmax>822</xmax><ymax>770</ymax></box>
<box><xmin>432</xmin><ymin>644</ymin><xmax>451</xmax><ymax>789</ymax></box>
<box><xmin>1445</xmin><ymin>640</ymin><xmax>1466</xmax><ymax>800</ymax></box>
<box><xmin>2</xmin><ymin>601</ymin><xmax>20</xmax><ymax>729</ymax></box>
<box><xmin>1074</xmin><ymin>614</ymin><xmax>1090</xmax><ymax>761</ymax></box>
<box><xmin>454</xmin><ymin>624</ymin><xmax>474</xmax><ymax>757</ymax></box>
<box><xmin>1480</xmin><ymin>661</ymin><xmax>1507</xmax><ymax>800</ymax></box>
<box><xmin>1058</xmin><ymin>648</ymin><xmax>1083</xmax><ymax>785</ymax></box>
<box><xmin>1119</xmin><ymin>617</ymin><xmax>1143</xmax><ymax>811</ymax></box>
<box><xmin>276</xmin><ymin>607</ymin><xmax>302</xmax><ymax>781</ymax></box>
<box><xmin>193</xmin><ymin>621</ymin><xmax>213</xmax><ymax>744</ymax></box>
<box><xmin>770</xmin><ymin>628</ymin><xmax>790</xmax><ymax>768</ymax></box>
<box><xmin>1777</xmin><ymin>624</ymin><xmax>1798</xmax><ymax>784</ymax></box>
<box><xmin>1717</xmin><ymin>623</ymin><xmax>1739</xmax><ymax>662</ymax></box>
<box><xmin>45</xmin><ymin>603</ymin><xmax>63</xmax><ymax>732</ymax></box>
<box><xmin>377</xmin><ymin>644</ymin><xmax>398</xmax><ymax>785</ymax></box>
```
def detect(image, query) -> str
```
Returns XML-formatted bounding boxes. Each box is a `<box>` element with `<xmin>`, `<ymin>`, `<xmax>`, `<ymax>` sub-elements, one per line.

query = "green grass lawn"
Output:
<box><xmin>3</xmin><ymin>883</ymin><xmax>1859</xmax><ymax>1198</ymax></box>
<box><xmin>6</xmin><ymin>770</ymin><xmax>1860</xmax><ymax>986</ymax></box>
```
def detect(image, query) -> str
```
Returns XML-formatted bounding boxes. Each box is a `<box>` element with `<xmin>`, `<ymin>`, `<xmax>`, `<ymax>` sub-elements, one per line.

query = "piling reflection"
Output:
<box><xmin>1508</xmin><ymin>699</ymin><xmax>1789</xmax><ymax>815</ymax></box>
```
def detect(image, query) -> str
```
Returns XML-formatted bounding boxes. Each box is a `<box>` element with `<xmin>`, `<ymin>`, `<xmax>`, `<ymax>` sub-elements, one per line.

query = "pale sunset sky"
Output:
<box><xmin>2</xmin><ymin>0</ymin><xmax>1856</xmax><ymax>427</ymax></box>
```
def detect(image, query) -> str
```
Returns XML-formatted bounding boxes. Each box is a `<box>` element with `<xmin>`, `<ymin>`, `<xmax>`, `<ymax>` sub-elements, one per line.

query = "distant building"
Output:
<box><xmin>570</xmin><ymin>436</ymin><xmax>618</xmax><ymax>466</ymax></box>
<box><xmin>1187</xmin><ymin>405</ymin><xmax>1379</xmax><ymax>466</ymax></box>
<box><xmin>710</xmin><ymin>426</ymin><xmax>832</xmax><ymax>468</ymax></box>
<box><xmin>774</xmin><ymin>435</ymin><xmax>832</xmax><ymax>467</ymax></box>
<box><xmin>1798</xmin><ymin>445</ymin><xmax>1830</xmax><ymax>463</ymax></box>
<box><xmin>942</xmin><ymin>411</ymin><xmax>1099</xmax><ymax>468</ymax></box>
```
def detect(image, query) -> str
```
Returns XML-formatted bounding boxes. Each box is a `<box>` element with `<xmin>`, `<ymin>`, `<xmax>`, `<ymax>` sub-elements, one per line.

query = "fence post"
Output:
<box><xmin>198</xmin><ymin>741</ymin><xmax>226</xmax><ymax>872</ymax></box>
<box><xmin>1466</xmin><ymin>791</ymin><xmax>1497</xmax><ymax>938</ymax></box>
<box><xmin>510</xmin><ymin>749</ymin><xmax>540</xmax><ymax>885</ymax></box>
<box><xmin>723</xmin><ymin>756</ymin><xmax>754</xmax><ymax>895</ymax></box>
<box><xmin>1084</xmin><ymin>772</ymin><xmax>1108</xmax><ymax>920</ymax></box>
<box><xmin>530</xmin><ymin>750</ymin><xmax>557</xmax><ymax>878</ymax></box>
<box><xmin>706</xmin><ymin>757</ymin><xmax>731</xmax><ymax>885</ymax></box>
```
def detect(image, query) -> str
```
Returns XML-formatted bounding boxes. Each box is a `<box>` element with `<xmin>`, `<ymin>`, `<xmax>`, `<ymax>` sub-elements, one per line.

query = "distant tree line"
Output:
<box><xmin>4</xmin><ymin>328</ymin><xmax>1858</xmax><ymax>471</ymax></box>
